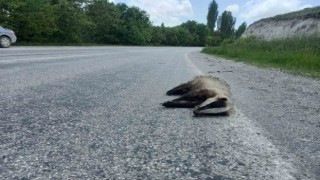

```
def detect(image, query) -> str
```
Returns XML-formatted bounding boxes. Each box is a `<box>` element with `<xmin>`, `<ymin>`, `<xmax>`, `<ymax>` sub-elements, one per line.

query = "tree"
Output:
<box><xmin>117</xmin><ymin>4</ymin><xmax>152</xmax><ymax>45</ymax></box>
<box><xmin>151</xmin><ymin>26</ymin><xmax>165</xmax><ymax>45</ymax></box>
<box><xmin>164</xmin><ymin>28</ymin><xmax>179</xmax><ymax>46</ymax></box>
<box><xmin>0</xmin><ymin>0</ymin><xmax>56</xmax><ymax>42</ymax></box>
<box><xmin>176</xmin><ymin>27</ymin><xmax>194</xmax><ymax>46</ymax></box>
<box><xmin>86</xmin><ymin>0</ymin><xmax>121</xmax><ymax>43</ymax></box>
<box><xmin>181</xmin><ymin>21</ymin><xmax>209</xmax><ymax>46</ymax></box>
<box><xmin>207</xmin><ymin>0</ymin><xmax>218</xmax><ymax>33</ymax></box>
<box><xmin>217</xmin><ymin>11</ymin><xmax>236</xmax><ymax>39</ymax></box>
<box><xmin>53</xmin><ymin>0</ymin><xmax>90</xmax><ymax>43</ymax></box>
<box><xmin>235</xmin><ymin>22</ymin><xmax>247</xmax><ymax>38</ymax></box>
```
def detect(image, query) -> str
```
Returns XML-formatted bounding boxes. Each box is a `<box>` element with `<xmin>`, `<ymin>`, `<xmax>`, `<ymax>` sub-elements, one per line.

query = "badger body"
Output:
<box><xmin>163</xmin><ymin>76</ymin><xmax>233</xmax><ymax>116</ymax></box>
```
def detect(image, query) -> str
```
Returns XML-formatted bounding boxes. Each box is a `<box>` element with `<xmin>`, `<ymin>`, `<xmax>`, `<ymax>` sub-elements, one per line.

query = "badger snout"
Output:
<box><xmin>193</xmin><ymin>97</ymin><xmax>231</xmax><ymax>116</ymax></box>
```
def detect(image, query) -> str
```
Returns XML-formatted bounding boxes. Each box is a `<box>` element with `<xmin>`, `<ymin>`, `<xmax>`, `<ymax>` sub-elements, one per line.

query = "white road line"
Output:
<box><xmin>229</xmin><ymin>108</ymin><xmax>297</xmax><ymax>180</ymax></box>
<box><xmin>0</xmin><ymin>52</ymin><xmax>119</xmax><ymax>63</ymax></box>
<box><xmin>0</xmin><ymin>49</ymin><xmax>167</xmax><ymax>63</ymax></box>
<box><xmin>128</xmin><ymin>49</ymin><xmax>167</xmax><ymax>53</ymax></box>
<box><xmin>185</xmin><ymin>52</ymin><xmax>204</xmax><ymax>75</ymax></box>
<box><xmin>185</xmin><ymin>52</ymin><xmax>297</xmax><ymax>179</ymax></box>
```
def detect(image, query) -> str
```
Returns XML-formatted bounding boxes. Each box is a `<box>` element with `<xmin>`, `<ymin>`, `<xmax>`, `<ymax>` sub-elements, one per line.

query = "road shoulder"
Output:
<box><xmin>187</xmin><ymin>51</ymin><xmax>320</xmax><ymax>179</ymax></box>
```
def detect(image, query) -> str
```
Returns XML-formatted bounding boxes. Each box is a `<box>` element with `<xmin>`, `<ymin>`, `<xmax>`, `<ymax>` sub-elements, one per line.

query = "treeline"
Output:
<box><xmin>0</xmin><ymin>0</ymin><xmax>247</xmax><ymax>46</ymax></box>
<box><xmin>206</xmin><ymin>0</ymin><xmax>247</xmax><ymax>46</ymax></box>
<box><xmin>0</xmin><ymin>0</ymin><xmax>209</xmax><ymax>46</ymax></box>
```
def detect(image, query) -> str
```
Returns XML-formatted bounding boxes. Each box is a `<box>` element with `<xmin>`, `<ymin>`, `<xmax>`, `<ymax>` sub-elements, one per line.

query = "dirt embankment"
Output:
<box><xmin>242</xmin><ymin>8</ymin><xmax>320</xmax><ymax>40</ymax></box>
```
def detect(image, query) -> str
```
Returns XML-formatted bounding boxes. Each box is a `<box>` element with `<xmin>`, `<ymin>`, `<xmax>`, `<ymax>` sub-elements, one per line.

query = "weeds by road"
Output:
<box><xmin>202</xmin><ymin>36</ymin><xmax>320</xmax><ymax>78</ymax></box>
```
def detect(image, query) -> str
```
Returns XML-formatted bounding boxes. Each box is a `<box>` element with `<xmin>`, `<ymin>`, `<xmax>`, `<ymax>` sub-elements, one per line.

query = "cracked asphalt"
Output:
<box><xmin>0</xmin><ymin>47</ymin><xmax>319</xmax><ymax>179</ymax></box>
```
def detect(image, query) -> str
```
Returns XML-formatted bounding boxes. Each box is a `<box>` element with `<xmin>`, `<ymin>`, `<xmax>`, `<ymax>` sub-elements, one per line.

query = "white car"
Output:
<box><xmin>0</xmin><ymin>26</ymin><xmax>17</xmax><ymax>48</ymax></box>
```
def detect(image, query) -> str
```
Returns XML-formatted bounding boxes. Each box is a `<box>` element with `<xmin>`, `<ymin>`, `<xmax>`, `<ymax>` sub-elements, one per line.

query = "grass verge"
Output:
<box><xmin>202</xmin><ymin>36</ymin><xmax>320</xmax><ymax>78</ymax></box>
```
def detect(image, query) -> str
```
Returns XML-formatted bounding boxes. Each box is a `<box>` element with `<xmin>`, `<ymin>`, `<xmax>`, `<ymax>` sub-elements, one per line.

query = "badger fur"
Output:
<box><xmin>162</xmin><ymin>76</ymin><xmax>233</xmax><ymax>116</ymax></box>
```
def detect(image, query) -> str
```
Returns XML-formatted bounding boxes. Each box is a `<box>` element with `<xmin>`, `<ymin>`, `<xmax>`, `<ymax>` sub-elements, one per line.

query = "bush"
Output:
<box><xmin>221</xmin><ymin>37</ymin><xmax>236</xmax><ymax>45</ymax></box>
<box><xmin>206</xmin><ymin>32</ymin><xmax>222</xmax><ymax>46</ymax></box>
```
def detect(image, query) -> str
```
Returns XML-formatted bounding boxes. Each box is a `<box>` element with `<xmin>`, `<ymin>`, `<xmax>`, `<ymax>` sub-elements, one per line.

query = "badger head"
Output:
<box><xmin>193</xmin><ymin>96</ymin><xmax>232</xmax><ymax>116</ymax></box>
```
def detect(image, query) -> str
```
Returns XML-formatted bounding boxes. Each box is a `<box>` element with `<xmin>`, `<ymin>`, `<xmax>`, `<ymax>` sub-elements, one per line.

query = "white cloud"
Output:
<box><xmin>109</xmin><ymin>0</ymin><xmax>115</xmax><ymax>3</ymax></box>
<box><xmin>241</xmin><ymin>0</ymin><xmax>312</xmax><ymax>22</ymax></box>
<box><xmin>127</xmin><ymin>0</ymin><xmax>194</xmax><ymax>26</ymax></box>
<box><xmin>226</xmin><ymin>4</ymin><xmax>240</xmax><ymax>14</ymax></box>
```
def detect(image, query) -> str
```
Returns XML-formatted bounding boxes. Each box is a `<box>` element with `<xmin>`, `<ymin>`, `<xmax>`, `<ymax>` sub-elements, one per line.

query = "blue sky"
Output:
<box><xmin>111</xmin><ymin>0</ymin><xmax>319</xmax><ymax>28</ymax></box>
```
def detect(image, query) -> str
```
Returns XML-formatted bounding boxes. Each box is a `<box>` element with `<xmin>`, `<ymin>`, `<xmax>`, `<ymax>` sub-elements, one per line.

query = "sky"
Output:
<box><xmin>110</xmin><ymin>0</ymin><xmax>319</xmax><ymax>28</ymax></box>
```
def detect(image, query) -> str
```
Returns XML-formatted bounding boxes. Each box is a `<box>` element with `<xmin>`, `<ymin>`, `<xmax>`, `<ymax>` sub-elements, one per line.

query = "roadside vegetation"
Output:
<box><xmin>203</xmin><ymin>6</ymin><xmax>320</xmax><ymax>78</ymax></box>
<box><xmin>0</xmin><ymin>0</ymin><xmax>208</xmax><ymax>46</ymax></box>
<box><xmin>202</xmin><ymin>36</ymin><xmax>320</xmax><ymax>78</ymax></box>
<box><xmin>0</xmin><ymin>0</ymin><xmax>245</xmax><ymax>47</ymax></box>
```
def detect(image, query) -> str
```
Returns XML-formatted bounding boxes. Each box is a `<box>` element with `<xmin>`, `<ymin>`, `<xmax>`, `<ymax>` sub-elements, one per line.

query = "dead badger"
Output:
<box><xmin>162</xmin><ymin>76</ymin><xmax>233</xmax><ymax>116</ymax></box>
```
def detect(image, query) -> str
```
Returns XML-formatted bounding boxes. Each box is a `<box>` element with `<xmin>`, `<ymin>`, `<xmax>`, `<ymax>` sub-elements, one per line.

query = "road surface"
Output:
<box><xmin>0</xmin><ymin>47</ymin><xmax>319</xmax><ymax>179</ymax></box>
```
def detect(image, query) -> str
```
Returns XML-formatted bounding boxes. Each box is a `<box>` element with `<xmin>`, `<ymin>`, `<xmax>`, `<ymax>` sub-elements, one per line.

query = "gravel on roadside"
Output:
<box><xmin>190</xmin><ymin>52</ymin><xmax>320</xmax><ymax>180</ymax></box>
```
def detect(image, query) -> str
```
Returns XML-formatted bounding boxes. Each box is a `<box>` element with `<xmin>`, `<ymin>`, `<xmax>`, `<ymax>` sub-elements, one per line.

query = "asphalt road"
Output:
<box><xmin>0</xmin><ymin>47</ymin><xmax>319</xmax><ymax>179</ymax></box>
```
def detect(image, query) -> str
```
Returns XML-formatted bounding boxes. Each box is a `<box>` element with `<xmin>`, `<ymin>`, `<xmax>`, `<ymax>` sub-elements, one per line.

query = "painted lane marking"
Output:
<box><xmin>185</xmin><ymin>52</ymin><xmax>204</xmax><ymax>75</ymax></box>
<box><xmin>128</xmin><ymin>49</ymin><xmax>168</xmax><ymax>53</ymax></box>
<box><xmin>0</xmin><ymin>52</ymin><xmax>120</xmax><ymax>63</ymax></box>
<box><xmin>184</xmin><ymin>52</ymin><xmax>298</xmax><ymax>179</ymax></box>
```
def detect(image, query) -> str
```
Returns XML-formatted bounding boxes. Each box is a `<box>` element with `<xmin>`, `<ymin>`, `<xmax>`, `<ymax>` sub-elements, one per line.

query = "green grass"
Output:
<box><xmin>202</xmin><ymin>36</ymin><xmax>320</xmax><ymax>78</ymax></box>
